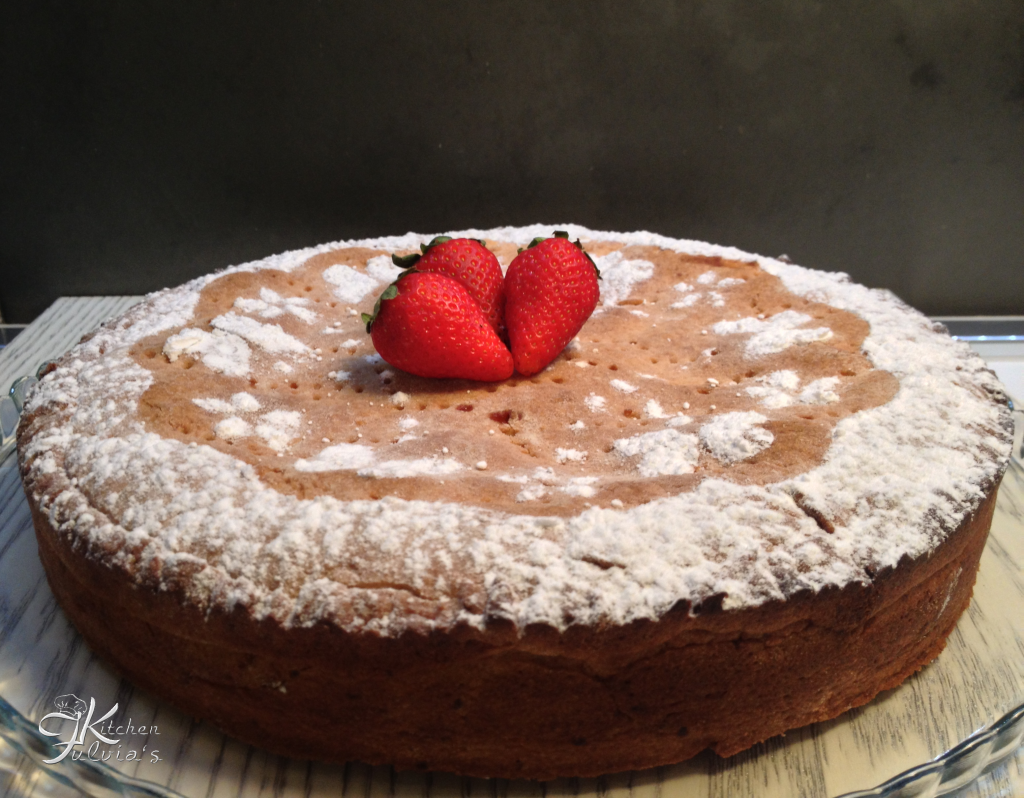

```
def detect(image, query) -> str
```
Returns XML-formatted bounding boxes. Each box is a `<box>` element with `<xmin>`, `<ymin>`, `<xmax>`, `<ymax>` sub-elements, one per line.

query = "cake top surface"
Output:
<box><xmin>20</xmin><ymin>225</ymin><xmax>1012</xmax><ymax>636</ymax></box>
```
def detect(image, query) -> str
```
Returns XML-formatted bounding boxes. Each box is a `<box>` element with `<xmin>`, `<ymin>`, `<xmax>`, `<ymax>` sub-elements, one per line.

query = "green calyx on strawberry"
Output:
<box><xmin>364</xmin><ymin>231</ymin><xmax>601</xmax><ymax>382</ymax></box>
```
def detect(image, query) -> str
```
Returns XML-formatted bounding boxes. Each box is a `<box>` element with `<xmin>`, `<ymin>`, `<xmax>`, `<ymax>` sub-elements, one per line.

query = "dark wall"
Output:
<box><xmin>2</xmin><ymin>1</ymin><xmax>1022</xmax><ymax>323</ymax></box>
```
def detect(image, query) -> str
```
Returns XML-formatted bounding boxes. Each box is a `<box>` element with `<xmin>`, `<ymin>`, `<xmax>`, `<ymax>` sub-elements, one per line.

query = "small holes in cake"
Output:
<box><xmin>353</xmin><ymin>386</ymin><xmax>364</xmax><ymax>394</ymax></box>
<box><xmin>486</xmin><ymin>386</ymin><xmax>498</xmax><ymax>393</ymax></box>
<box><xmin>840</xmin><ymin>369</ymin><xmax>856</xmax><ymax>377</ymax></box>
<box><xmin>551</xmin><ymin>377</ymin><xmax>564</xmax><ymax>384</ymax></box>
<box><xmin>588</xmin><ymin>361</ymin><xmax>598</xmax><ymax>367</ymax></box>
<box><xmin>650</xmin><ymin>358</ymin><xmax>658</xmax><ymax>364</ymax></box>
<box><xmin>313</xmin><ymin>395</ymin><xmax>321</xmax><ymax>401</ymax></box>
<box><xmin>623</xmin><ymin>408</ymin><xmax>638</xmax><ymax>418</ymax></box>
<box><xmin>329</xmin><ymin>302</ymin><xmax>337</xmax><ymax>308</ymax></box>
<box><xmin>182</xmin><ymin>360</ymin><xmax>195</xmax><ymax>370</ymax></box>
<box><xmin>331</xmin><ymin>347</ymin><xmax>339</xmax><ymax>354</ymax></box>
<box><xmin>489</xmin><ymin>410</ymin><xmax>512</xmax><ymax>424</ymax></box>
<box><xmin>249</xmin><ymin>378</ymin><xmax>258</xmax><ymax>387</ymax></box>
<box><xmin>608</xmin><ymin>365</ymin><xmax>618</xmax><ymax>371</ymax></box>
<box><xmin>144</xmin><ymin>349</ymin><xmax>158</xmax><ymax>359</ymax></box>
<box><xmin>418</xmin><ymin>403</ymin><xmax>427</xmax><ymax>411</ymax></box>
<box><xmin>456</xmin><ymin>404</ymin><xmax>474</xmax><ymax>412</ymax></box>
<box><xmin>669</xmin><ymin>356</ymin><xmax>678</xmax><ymax>364</ymax></box>
<box><xmin>697</xmin><ymin>388</ymin><xmax>710</xmax><ymax>395</ymax></box>
<box><xmin>290</xmin><ymin>382</ymin><xmax>299</xmax><ymax>390</ymax></box>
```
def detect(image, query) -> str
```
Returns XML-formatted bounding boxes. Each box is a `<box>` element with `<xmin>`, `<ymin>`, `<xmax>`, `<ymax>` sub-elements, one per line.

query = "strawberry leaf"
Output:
<box><xmin>363</xmin><ymin>282</ymin><xmax>401</xmax><ymax>333</ymax></box>
<box><xmin>422</xmin><ymin>235</ymin><xmax>452</xmax><ymax>253</ymax></box>
<box><xmin>392</xmin><ymin>252</ymin><xmax>421</xmax><ymax>268</ymax></box>
<box><xmin>573</xmin><ymin>238</ymin><xmax>601</xmax><ymax>279</ymax></box>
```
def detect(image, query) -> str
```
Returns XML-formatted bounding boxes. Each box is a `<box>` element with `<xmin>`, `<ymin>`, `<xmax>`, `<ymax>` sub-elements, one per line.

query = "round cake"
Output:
<box><xmin>17</xmin><ymin>225</ymin><xmax>1013</xmax><ymax>779</ymax></box>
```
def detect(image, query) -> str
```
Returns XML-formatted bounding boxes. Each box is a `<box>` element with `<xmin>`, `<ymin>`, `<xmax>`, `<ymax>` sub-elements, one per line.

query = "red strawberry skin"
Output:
<box><xmin>369</xmin><ymin>272</ymin><xmax>513</xmax><ymax>381</ymax></box>
<box><xmin>407</xmin><ymin>239</ymin><xmax>506</xmax><ymax>335</ymax></box>
<box><xmin>504</xmin><ymin>236</ymin><xmax>600</xmax><ymax>376</ymax></box>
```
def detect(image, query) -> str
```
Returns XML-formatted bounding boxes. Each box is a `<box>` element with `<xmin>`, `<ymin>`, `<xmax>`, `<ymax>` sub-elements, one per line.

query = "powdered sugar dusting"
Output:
<box><xmin>322</xmin><ymin>264</ymin><xmax>380</xmax><ymax>303</ymax></box>
<box><xmin>699</xmin><ymin>412</ymin><xmax>774</xmax><ymax>464</ymax></box>
<box><xmin>360</xmin><ymin>457</ymin><xmax>464</xmax><ymax>479</ymax></box>
<box><xmin>614</xmin><ymin>429</ymin><xmax>701</xmax><ymax>476</ymax></box>
<box><xmin>610</xmin><ymin>379</ymin><xmax>638</xmax><ymax>394</ymax></box>
<box><xmin>593</xmin><ymin>251</ymin><xmax>655</xmax><ymax>309</ymax></box>
<box><xmin>211</xmin><ymin>313</ymin><xmax>310</xmax><ymax>356</ymax></box>
<box><xmin>214</xmin><ymin>417</ymin><xmax>251</xmax><ymax>441</ymax></box>
<box><xmin>295</xmin><ymin>443</ymin><xmax>376</xmax><ymax>472</ymax></box>
<box><xmin>745</xmin><ymin>371</ymin><xmax>839</xmax><ymax>409</ymax></box>
<box><xmin>19</xmin><ymin>224</ymin><xmax>1012</xmax><ymax>639</ymax></box>
<box><xmin>255</xmin><ymin>410</ymin><xmax>302</xmax><ymax>452</ymax></box>
<box><xmin>234</xmin><ymin>288</ymin><xmax>317</xmax><ymax>323</ymax></box>
<box><xmin>713</xmin><ymin>311</ymin><xmax>834</xmax><ymax>358</ymax></box>
<box><xmin>163</xmin><ymin>328</ymin><xmax>251</xmax><ymax>377</ymax></box>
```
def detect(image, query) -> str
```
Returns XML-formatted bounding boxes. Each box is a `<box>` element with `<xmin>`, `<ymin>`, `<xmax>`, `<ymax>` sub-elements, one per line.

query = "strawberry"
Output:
<box><xmin>363</xmin><ymin>271</ymin><xmax>513</xmax><ymax>381</ymax></box>
<box><xmin>504</xmin><ymin>232</ymin><xmax>600</xmax><ymax>376</ymax></box>
<box><xmin>393</xmin><ymin>237</ymin><xmax>506</xmax><ymax>335</ymax></box>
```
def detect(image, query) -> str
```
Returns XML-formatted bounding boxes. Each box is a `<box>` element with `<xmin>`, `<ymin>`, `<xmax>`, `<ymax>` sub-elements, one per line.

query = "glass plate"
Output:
<box><xmin>1</xmin><ymin>349</ymin><xmax>1023</xmax><ymax>798</ymax></box>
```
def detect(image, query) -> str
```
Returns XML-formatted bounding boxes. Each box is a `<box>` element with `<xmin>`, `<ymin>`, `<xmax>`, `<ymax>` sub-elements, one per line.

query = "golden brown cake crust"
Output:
<box><xmin>27</xmin><ymin>476</ymin><xmax>999</xmax><ymax>778</ymax></box>
<box><xmin>17</xmin><ymin>226</ymin><xmax>1013</xmax><ymax>778</ymax></box>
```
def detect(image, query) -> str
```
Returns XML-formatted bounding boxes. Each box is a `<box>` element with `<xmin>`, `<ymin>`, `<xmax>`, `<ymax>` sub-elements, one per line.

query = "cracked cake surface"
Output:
<box><xmin>18</xmin><ymin>225</ymin><xmax>1013</xmax><ymax>638</ymax></box>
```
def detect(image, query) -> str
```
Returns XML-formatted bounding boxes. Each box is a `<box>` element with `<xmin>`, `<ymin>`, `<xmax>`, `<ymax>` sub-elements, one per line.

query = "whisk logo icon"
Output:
<box><xmin>37</xmin><ymin>694</ymin><xmax>119</xmax><ymax>764</ymax></box>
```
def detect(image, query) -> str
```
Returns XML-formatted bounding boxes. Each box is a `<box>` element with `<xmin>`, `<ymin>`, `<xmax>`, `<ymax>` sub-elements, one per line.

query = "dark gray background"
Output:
<box><xmin>2</xmin><ymin>1</ymin><xmax>1022</xmax><ymax>323</ymax></box>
